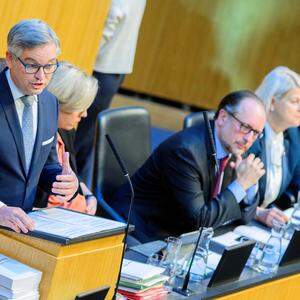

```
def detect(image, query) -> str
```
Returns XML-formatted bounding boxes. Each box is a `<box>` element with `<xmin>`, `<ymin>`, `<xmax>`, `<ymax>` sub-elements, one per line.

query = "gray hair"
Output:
<box><xmin>47</xmin><ymin>61</ymin><xmax>98</xmax><ymax>113</ymax></box>
<box><xmin>7</xmin><ymin>19</ymin><xmax>61</xmax><ymax>56</ymax></box>
<box><xmin>255</xmin><ymin>66</ymin><xmax>300</xmax><ymax>111</ymax></box>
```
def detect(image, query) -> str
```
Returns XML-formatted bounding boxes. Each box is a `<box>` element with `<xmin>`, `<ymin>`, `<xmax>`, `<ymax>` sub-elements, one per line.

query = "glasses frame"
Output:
<box><xmin>16</xmin><ymin>56</ymin><xmax>59</xmax><ymax>74</ymax></box>
<box><xmin>225</xmin><ymin>109</ymin><xmax>262</xmax><ymax>138</ymax></box>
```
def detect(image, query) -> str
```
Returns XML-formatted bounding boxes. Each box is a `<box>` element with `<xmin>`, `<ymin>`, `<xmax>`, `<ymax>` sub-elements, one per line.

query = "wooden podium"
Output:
<box><xmin>0</xmin><ymin>208</ymin><xmax>125</xmax><ymax>299</ymax></box>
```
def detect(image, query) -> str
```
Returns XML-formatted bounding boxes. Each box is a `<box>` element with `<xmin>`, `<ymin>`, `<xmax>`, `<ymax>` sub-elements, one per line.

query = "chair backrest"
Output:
<box><xmin>183</xmin><ymin>110</ymin><xmax>215</xmax><ymax>129</ymax></box>
<box><xmin>92</xmin><ymin>106</ymin><xmax>151</xmax><ymax>204</ymax></box>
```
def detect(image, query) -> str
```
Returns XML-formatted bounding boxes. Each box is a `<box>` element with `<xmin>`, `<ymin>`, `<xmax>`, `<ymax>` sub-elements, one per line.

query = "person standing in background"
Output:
<box><xmin>75</xmin><ymin>0</ymin><xmax>147</xmax><ymax>184</ymax></box>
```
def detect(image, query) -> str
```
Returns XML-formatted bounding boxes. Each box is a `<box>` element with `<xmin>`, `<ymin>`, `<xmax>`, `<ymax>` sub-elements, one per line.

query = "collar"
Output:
<box><xmin>5</xmin><ymin>69</ymin><xmax>38</xmax><ymax>103</ymax></box>
<box><xmin>214</xmin><ymin>125</ymin><xmax>229</xmax><ymax>160</ymax></box>
<box><xmin>265</xmin><ymin>122</ymin><xmax>283</xmax><ymax>144</ymax></box>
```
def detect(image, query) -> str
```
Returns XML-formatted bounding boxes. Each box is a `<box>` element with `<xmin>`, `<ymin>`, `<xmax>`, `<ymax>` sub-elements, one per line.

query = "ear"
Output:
<box><xmin>5</xmin><ymin>51</ymin><xmax>13</xmax><ymax>69</ymax></box>
<box><xmin>216</xmin><ymin>108</ymin><xmax>227</xmax><ymax>126</ymax></box>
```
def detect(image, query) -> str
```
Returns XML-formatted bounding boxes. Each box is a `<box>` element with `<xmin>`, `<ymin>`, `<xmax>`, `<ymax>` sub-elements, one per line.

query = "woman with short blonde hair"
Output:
<box><xmin>35</xmin><ymin>61</ymin><xmax>99</xmax><ymax>214</ymax></box>
<box><xmin>251</xmin><ymin>66</ymin><xmax>300</xmax><ymax>227</ymax></box>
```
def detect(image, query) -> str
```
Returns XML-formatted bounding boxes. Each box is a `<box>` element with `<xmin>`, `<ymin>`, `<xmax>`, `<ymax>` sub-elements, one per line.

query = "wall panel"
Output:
<box><xmin>122</xmin><ymin>0</ymin><xmax>300</xmax><ymax>109</ymax></box>
<box><xmin>0</xmin><ymin>0</ymin><xmax>110</xmax><ymax>74</ymax></box>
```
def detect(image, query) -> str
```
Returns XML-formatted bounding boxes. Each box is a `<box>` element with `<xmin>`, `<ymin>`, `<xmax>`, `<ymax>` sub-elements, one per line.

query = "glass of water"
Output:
<box><xmin>255</xmin><ymin>219</ymin><xmax>285</xmax><ymax>275</ymax></box>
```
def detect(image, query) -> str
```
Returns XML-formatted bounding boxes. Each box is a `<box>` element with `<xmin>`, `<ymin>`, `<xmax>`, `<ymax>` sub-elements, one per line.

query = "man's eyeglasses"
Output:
<box><xmin>225</xmin><ymin>109</ymin><xmax>262</xmax><ymax>138</ymax></box>
<box><xmin>17</xmin><ymin>56</ymin><xmax>58</xmax><ymax>74</ymax></box>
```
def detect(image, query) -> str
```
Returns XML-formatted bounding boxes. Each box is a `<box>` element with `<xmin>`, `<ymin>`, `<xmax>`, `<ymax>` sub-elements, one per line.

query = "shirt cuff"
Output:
<box><xmin>227</xmin><ymin>181</ymin><xmax>247</xmax><ymax>203</ymax></box>
<box><xmin>0</xmin><ymin>201</ymin><xmax>6</xmax><ymax>209</ymax></box>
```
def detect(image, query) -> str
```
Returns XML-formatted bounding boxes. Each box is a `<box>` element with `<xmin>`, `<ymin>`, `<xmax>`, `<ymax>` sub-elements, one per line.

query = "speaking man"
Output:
<box><xmin>0</xmin><ymin>19</ymin><xmax>78</xmax><ymax>233</ymax></box>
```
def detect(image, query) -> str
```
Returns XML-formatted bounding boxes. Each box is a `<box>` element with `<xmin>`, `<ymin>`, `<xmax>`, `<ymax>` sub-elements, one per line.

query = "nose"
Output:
<box><xmin>243</xmin><ymin>130</ymin><xmax>256</xmax><ymax>143</ymax></box>
<box><xmin>81</xmin><ymin>110</ymin><xmax>88</xmax><ymax>118</ymax></box>
<box><xmin>34</xmin><ymin>67</ymin><xmax>45</xmax><ymax>80</ymax></box>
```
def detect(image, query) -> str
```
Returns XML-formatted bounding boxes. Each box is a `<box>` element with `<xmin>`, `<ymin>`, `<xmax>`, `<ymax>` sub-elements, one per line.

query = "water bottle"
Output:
<box><xmin>190</xmin><ymin>227</ymin><xmax>214</xmax><ymax>282</ymax></box>
<box><xmin>255</xmin><ymin>219</ymin><xmax>285</xmax><ymax>274</ymax></box>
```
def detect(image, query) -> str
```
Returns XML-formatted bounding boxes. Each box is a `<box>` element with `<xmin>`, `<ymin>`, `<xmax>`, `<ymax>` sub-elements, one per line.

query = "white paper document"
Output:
<box><xmin>121</xmin><ymin>259</ymin><xmax>165</xmax><ymax>281</ymax></box>
<box><xmin>28</xmin><ymin>208</ymin><xmax>126</xmax><ymax>239</ymax></box>
<box><xmin>0</xmin><ymin>254</ymin><xmax>41</xmax><ymax>291</ymax></box>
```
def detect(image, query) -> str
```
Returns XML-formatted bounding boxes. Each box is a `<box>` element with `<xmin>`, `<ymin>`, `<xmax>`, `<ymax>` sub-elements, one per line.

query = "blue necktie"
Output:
<box><xmin>21</xmin><ymin>95</ymin><xmax>35</xmax><ymax>173</ymax></box>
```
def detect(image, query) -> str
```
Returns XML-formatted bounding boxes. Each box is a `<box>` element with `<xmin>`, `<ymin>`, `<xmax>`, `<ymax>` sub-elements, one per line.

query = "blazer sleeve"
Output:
<box><xmin>38</xmin><ymin>133</ymin><xmax>62</xmax><ymax>194</ymax></box>
<box><xmin>160</xmin><ymin>146</ymin><xmax>256</xmax><ymax>230</ymax></box>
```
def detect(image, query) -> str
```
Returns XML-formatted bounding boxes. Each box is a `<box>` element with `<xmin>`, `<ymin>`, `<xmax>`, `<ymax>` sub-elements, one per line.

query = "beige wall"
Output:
<box><xmin>122</xmin><ymin>0</ymin><xmax>300</xmax><ymax>109</ymax></box>
<box><xmin>0</xmin><ymin>0</ymin><xmax>110</xmax><ymax>74</ymax></box>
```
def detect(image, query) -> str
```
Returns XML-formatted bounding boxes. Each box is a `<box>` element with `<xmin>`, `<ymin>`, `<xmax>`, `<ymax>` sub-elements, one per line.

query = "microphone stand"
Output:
<box><xmin>105</xmin><ymin>134</ymin><xmax>135</xmax><ymax>300</ymax></box>
<box><xmin>173</xmin><ymin>226</ymin><xmax>203</xmax><ymax>296</ymax></box>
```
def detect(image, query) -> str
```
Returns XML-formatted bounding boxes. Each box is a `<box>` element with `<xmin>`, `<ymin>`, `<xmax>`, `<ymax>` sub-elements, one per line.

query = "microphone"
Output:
<box><xmin>203</xmin><ymin>111</ymin><xmax>219</xmax><ymax>173</ymax></box>
<box><xmin>105</xmin><ymin>134</ymin><xmax>135</xmax><ymax>300</ymax></box>
<box><xmin>173</xmin><ymin>227</ymin><xmax>204</xmax><ymax>296</ymax></box>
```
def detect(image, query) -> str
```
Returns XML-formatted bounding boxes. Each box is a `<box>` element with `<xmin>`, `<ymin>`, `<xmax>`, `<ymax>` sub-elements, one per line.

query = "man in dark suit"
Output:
<box><xmin>112</xmin><ymin>90</ymin><xmax>266</xmax><ymax>242</ymax></box>
<box><xmin>0</xmin><ymin>19</ymin><xmax>78</xmax><ymax>233</ymax></box>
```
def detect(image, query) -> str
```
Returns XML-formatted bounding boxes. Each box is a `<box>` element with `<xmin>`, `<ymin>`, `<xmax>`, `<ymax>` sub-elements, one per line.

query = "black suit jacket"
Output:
<box><xmin>112</xmin><ymin>124</ymin><xmax>258</xmax><ymax>242</ymax></box>
<box><xmin>0</xmin><ymin>69</ymin><xmax>62</xmax><ymax>211</ymax></box>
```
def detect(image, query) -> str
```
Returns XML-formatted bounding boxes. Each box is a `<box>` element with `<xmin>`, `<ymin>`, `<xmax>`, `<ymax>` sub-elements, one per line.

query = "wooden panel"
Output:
<box><xmin>218</xmin><ymin>273</ymin><xmax>300</xmax><ymax>300</ymax></box>
<box><xmin>123</xmin><ymin>0</ymin><xmax>300</xmax><ymax>109</ymax></box>
<box><xmin>0</xmin><ymin>231</ymin><xmax>124</xmax><ymax>299</ymax></box>
<box><xmin>0</xmin><ymin>0</ymin><xmax>111</xmax><ymax>74</ymax></box>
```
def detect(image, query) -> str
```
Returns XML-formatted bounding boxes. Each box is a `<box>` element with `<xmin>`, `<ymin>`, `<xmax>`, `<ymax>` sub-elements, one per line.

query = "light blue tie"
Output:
<box><xmin>21</xmin><ymin>95</ymin><xmax>35</xmax><ymax>173</ymax></box>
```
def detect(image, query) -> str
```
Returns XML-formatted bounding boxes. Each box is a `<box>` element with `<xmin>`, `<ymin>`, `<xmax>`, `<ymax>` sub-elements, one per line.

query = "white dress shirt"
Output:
<box><xmin>0</xmin><ymin>70</ymin><xmax>39</xmax><ymax>209</ymax></box>
<box><xmin>261</xmin><ymin>122</ymin><xmax>284</xmax><ymax>208</ymax></box>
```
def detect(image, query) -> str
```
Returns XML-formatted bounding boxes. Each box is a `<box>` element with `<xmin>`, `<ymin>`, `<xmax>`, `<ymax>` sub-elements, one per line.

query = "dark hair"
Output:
<box><xmin>215</xmin><ymin>90</ymin><xmax>261</xmax><ymax>119</ymax></box>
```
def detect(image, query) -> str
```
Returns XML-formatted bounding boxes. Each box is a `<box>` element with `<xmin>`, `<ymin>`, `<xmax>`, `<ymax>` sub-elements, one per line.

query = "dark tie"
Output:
<box><xmin>20</xmin><ymin>95</ymin><xmax>35</xmax><ymax>173</ymax></box>
<box><xmin>212</xmin><ymin>156</ymin><xmax>230</xmax><ymax>198</ymax></box>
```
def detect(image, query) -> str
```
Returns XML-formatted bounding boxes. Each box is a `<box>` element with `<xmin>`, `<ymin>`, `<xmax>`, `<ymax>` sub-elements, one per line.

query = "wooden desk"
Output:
<box><xmin>0</xmin><ymin>228</ymin><xmax>124</xmax><ymax>299</ymax></box>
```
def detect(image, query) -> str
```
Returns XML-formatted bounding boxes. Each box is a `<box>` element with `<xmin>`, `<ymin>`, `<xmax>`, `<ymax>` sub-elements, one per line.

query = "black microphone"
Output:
<box><xmin>203</xmin><ymin>111</ymin><xmax>219</xmax><ymax>173</ymax></box>
<box><xmin>105</xmin><ymin>134</ymin><xmax>135</xmax><ymax>300</ymax></box>
<box><xmin>173</xmin><ymin>227</ymin><xmax>203</xmax><ymax>296</ymax></box>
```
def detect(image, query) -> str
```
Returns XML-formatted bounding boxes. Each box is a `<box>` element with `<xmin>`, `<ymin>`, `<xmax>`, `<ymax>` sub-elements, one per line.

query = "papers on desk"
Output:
<box><xmin>26</xmin><ymin>207</ymin><xmax>126</xmax><ymax>244</ymax></box>
<box><xmin>121</xmin><ymin>259</ymin><xmax>165</xmax><ymax>281</ymax></box>
<box><xmin>0</xmin><ymin>254</ymin><xmax>41</xmax><ymax>299</ymax></box>
<box><xmin>118</xmin><ymin>259</ymin><xmax>168</xmax><ymax>299</ymax></box>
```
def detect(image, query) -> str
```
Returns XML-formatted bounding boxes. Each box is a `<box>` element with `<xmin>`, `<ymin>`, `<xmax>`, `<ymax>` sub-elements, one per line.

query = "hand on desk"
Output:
<box><xmin>51</xmin><ymin>152</ymin><xmax>79</xmax><ymax>203</ymax></box>
<box><xmin>0</xmin><ymin>206</ymin><xmax>35</xmax><ymax>233</ymax></box>
<box><xmin>255</xmin><ymin>206</ymin><xmax>289</xmax><ymax>227</ymax></box>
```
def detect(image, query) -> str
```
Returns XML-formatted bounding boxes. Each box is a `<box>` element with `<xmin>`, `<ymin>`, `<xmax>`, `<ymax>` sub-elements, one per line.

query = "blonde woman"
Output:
<box><xmin>251</xmin><ymin>66</ymin><xmax>300</xmax><ymax>227</ymax></box>
<box><xmin>35</xmin><ymin>62</ymin><xmax>98</xmax><ymax>214</ymax></box>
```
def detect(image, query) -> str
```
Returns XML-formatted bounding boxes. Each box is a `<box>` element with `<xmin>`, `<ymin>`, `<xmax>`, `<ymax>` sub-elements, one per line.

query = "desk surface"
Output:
<box><xmin>168</xmin><ymin>260</ymin><xmax>300</xmax><ymax>299</ymax></box>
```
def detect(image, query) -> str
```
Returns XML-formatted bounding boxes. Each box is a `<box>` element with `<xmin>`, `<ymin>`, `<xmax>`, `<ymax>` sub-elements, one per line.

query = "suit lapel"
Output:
<box><xmin>27</xmin><ymin>94</ymin><xmax>45</xmax><ymax>178</ymax></box>
<box><xmin>0</xmin><ymin>71</ymin><xmax>27</xmax><ymax>175</ymax></box>
<box><xmin>279</xmin><ymin>135</ymin><xmax>290</xmax><ymax>195</ymax></box>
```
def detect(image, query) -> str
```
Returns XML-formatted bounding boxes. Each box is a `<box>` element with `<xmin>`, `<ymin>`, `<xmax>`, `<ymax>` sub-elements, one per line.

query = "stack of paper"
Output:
<box><xmin>118</xmin><ymin>259</ymin><xmax>169</xmax><ymax>299</ymax></box>
<box><xmin>0</xmin><ymin>254</ymin><xmax>42</xmax><ymax>299</ymax></box>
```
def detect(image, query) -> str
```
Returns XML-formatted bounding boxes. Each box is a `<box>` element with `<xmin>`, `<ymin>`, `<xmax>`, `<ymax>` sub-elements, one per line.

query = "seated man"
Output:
<box><xmin>112</xmin><ymin>90</ymin><xmax>266</xmax><ymax>242</ymax></box>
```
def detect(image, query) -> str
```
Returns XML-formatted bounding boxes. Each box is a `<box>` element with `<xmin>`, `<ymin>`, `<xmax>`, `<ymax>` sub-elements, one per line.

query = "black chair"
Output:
<box><xmin>183</xmin><ymin>110</ymin><xmax>215</xmax><ymax>129</ymax></box>
<box><xmin>92</xmin><ymin>106</ymin><xmax>151</xmax><ymax>220</ymax></box>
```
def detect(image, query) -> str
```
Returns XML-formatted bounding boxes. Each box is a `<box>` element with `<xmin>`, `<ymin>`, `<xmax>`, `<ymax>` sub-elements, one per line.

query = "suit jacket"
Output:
<box><xmin>250</xmin><ymin>127</ymin><xmax>300</xmax><ymax>208</ymax></box>
<box><xmin>0</xmin><ymin>69</ymin><xmax>62</xmax><ymax>211</ymax></box>
<box><xmin>112</xmin><ymin>124</ymin><xmax>258</xmax><ymax>242</ymax></box>
<box><xmin>34</xmin><ymin>129</ymin><xmax>82</xmax><ymax>208</ymax></box>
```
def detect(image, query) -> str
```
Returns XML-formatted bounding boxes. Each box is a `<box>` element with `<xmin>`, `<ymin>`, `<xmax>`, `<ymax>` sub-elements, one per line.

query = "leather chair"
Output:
<box><xmin>92</xmin><ymin>106</ymin><xmax>151</xmax><ymax>220</ymax></box>
<box><xmin>183</xmin><ymin>110</ymin><xmax>215</xmax><ymax>129</ymax></box>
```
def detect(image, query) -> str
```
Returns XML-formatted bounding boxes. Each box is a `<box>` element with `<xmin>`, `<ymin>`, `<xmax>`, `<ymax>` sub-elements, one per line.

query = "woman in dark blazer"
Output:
<box><xmin>251</xmin><ymin>66</ymin><xmax>300</xmax><ymax>227</ymax></box>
